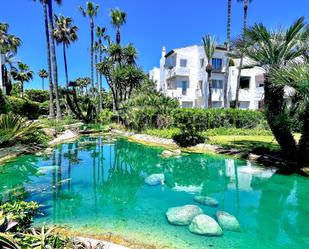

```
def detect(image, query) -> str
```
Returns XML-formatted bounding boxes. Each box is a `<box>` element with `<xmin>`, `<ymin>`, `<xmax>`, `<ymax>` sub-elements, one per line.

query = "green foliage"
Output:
<box><xmin>0</xmin><ymin>201</ymin><xmax>40</xmax><ymax>232</ymax></box>
<box><xmin>0</xmin><ymin>90</ymin><xmax>9</xmax><ymax>114</ymax></box>
<box><xmin>5</xmin><ymin>96</ymin><xmax>48</xmax><ymax>119</ymax></box>
<box><xmin>24</xmin><ymin>89</ymin><xmax>50</xmax><ymax>103</ymax></box>
<box><xmin>39</xmin><ymin>116</ymin><xmax>78</xmax><ymax>132</ymax></box>
<box><xmin>203</xmin><ymin>128</ymin><xmax>273</xmax><ymax>136</ymax></box>
<box><xmin>144</xmin><ymin>128</ymin><xmax>180</xmax><ymax>139</ymax></box>
<box><xmin>0</xmin><ymin>233</ymin><xmax>20</xmax><ymax>249</ymax></box>
<box><xmin>171</xmin><ymin>108</ymin><xmax>267</xmax><ymax>131</ymax></box>
<box><xmin>97</xmin><ymin>109</ymin><xmax>113</xmax><ymax>125</ymax></box>
<box><xmin>0</xmin><ymin>113</ymin><xmax>45</xmax><ymax>147</ymax></box>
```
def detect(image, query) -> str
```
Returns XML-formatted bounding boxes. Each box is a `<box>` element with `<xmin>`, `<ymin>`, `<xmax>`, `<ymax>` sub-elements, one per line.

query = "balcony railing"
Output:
<box><xmin>166</xmin><ymin>67</ymin><xmax>190</xmax><ymax>79</ymax></box>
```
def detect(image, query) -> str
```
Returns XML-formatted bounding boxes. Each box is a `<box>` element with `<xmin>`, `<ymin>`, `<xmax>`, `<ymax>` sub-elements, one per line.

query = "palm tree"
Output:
<box><xmin>34</xmin><ymin>0</ymin><xmax>55</xmax><ymax>118</ymax></box>
<box><xmin>54</xmin><ymin>15</ymin><xmax>78</xmax><ymax>88</ymax></box>
<box><xmin>0</xmin><ymin>23</ymin><xmax>21</xmax><ymax>54</ymax></box>
<box><xmin>38</xmin><ymin>69</ymin><xmax>48</xmax><ymax>90</ymax></box>
<box><xmin>11</xmin><ymin>63</ymin><xmax>33</xmax><ymax>98</ymax></box>
<box><xmin>232</xmin><ymin>17</ymin><xmax>309</xmax><ymax>162</ymax></box>
<box><xmin>79</xmin><ymin>1</ymin><xmax>99</xmax><ymax>98</ymax></box>
<box><xmin>235</xmin><ymin>0</ymin><xmax>253</xmax><ymax>108</ymax></box>
<box><xmin>110</xmin><ymin>8</ymin><xmax>127</xmax><ymax>45</ymax></box>
<box><xmin>202</xmin><ymin>35</ymin><xmax>216</xmax><ymax>108</ymax></box>
<box><xmin>224</xmin><ymin>0</ymin><xmax>232</xmax><ymax>108</ymax></box>
<box><xmin>96</xmin><ymin>26</ymin><xmax>107</xmax><ymax>112</ymax></box>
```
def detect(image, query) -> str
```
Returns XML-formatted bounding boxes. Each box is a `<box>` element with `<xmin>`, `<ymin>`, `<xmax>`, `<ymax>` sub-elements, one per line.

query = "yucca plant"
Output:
<box><xmin>0</xmin><ymin>233</ymin><xmax>20</xmax><ymax>249</ymax></box>
<box><xmin>0</xmin><ymin>113</ymin><xmax>40</xmax><ymax>147</ymax></box>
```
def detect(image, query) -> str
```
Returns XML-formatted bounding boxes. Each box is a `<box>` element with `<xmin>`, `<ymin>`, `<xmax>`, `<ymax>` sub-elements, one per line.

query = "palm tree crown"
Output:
<box><xmin>110</xmin><ymin>8</ymin><xmax>127</xmax><ymax>44</ymax></box>
<box><xmin>39</xmin><ymin>69</ymin><xmax>48</xmax><ymax>79</ymax></box>
<box><xmin>11</xmin><ymin>63</ymin><xmax>34</xmax><ymax>97</ymax></box>
<box><xmin>54</xmin><ymin>15</ymin><xmax>78</xmax><ymax>47</ymax></box>
<box><xmin>202</xmin><ymin>35</ymin><xmax>216</xmax><ymax>73</ymax></box>
<box><xmin>79</xmin><ymin>2</ymin><xmax>99</xmax><ymax>19</ymax></box>
<box><xmin>0</xmin><ymin>23</ymin><xmax>22</xmax><ymax>53</ymax></box>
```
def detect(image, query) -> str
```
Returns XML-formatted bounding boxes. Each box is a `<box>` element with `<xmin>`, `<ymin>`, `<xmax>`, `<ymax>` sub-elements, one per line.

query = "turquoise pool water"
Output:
<box><xmin>0</xmin><ymin>136</ymin><xmax>308</xmax><ymax>248</ymax></box>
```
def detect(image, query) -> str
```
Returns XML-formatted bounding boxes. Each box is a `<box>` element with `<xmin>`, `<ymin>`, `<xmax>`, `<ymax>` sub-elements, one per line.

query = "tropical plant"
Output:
<box><xmin>1</xmin><ymin>52</ymin><xmax>21</xmax><ymax>95</ymax></box>
<box><xmin>79</xmin><ymin>1</ymin><xmax>99</xmax><ymax>98</ymax></box>
<box><xmin>224</xmin><ymin>0</ymin><xmax>232</xmax><ymax>108</ymax></box>
<box><xmin>38</xmin><ymin>69</ymin><xmax>48</xmax><ymax>90</ymax></box>
<box><xmin>0</xmin><ymin>23</ymin><xmax>21</xmax><ymax>53</ymax></box>
<box><xmin>202</xmin><ymin>35</ymin><xmax>217</xmax><ymax>108</ymax></box>
<box><xmin>54</xmin><ymin>15</ymin><xmax>78</xmax><ymax>88</ymax></box>
<box><xmin>271</xmin><ymin>63</ymin><xmax>309</xmax><ymax>163</ymax></box>
<box><xmin>235</xmin><ymin>0</ymin><xmax>253</xmax><ymax>108</ymax></box>
<box><xmin>110</xmin><ymin>8</ymin><xmax>127</xmax><ymax>45</ymax></box>
<box><xmin>0</xmin><ymin>113</ymin><xmax>40</xmax><ymax>147</ymax></box>
<box><xmin>232</xmin><ymin>17</ymin><xmax>309</xmax><ymax>164</ymax></box>
<box><xmin>11</xmin><ymin>63</ymin><xmax>33</xmax><ymax>98</ymax></box>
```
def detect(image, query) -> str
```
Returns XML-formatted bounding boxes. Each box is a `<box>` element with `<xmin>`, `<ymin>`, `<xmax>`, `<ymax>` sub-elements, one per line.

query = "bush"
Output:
<box><xmin>98</xmin><ymin>109</ymin><xmax>113</xmax><ymax>125</ymax></box>
<box><xmin>24</xmin><ymin>89</ymin><xmax>50</xmax><ymax>103</ymax></box>
<box><xmin>0</xmin><ymin>90</ymin><xmax>9</xmax><ymax>114</ymax></box>
<box><xmin>5</xmin><ymin>96</ymin><xmax>49</xmax><ymax>119</ymax></box>
<box><xmin>173</xmin><ymin>132</ymin><xmax>204</xmax><ymax>147</ymax></box>
<box><xmin>171</xmin><ymin>108</ymin><xmax>267</xmax><ymax>131</ymax></box>
<box><xmin>203</xmin><ymin>128</ymin><xmax>273</xmax><ymax>136</ymax></box>
<box><xmin>144</xmin><ymin>128</ymin><xmax>180</xmax><ymax>139</ymax></box>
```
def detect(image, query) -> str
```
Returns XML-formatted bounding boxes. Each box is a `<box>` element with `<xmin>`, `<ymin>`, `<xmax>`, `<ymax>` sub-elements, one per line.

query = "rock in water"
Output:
<box><xmin>145</xmin><ymin>174</ymin><xmax>164</xmax><ymax>186</ymax></box>
<box><xmin>189</xmin><ymin>214</ymin><xmax>223</xmax><ymax>236</ymax></box>
<box><xmin>193</xmin><ymin>195</ymin><xmax>218</xmax><ymax>207</ymax></box>
<box><xmin>161</xmin><ymin>149</ymin><xmax>181</xmax><ymax>157</ymax></box>
<box><xmin>166</xmin><ymin>205</ymin><xmax>203</xmax><ymax>226</ymax></box>
<box><xmin>216</xmin><ymin>211</ymin><xmax>241</xmax><ymax>232</ymax></box>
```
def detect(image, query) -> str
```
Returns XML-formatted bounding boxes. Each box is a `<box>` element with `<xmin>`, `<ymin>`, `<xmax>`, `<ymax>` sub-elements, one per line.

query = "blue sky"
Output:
<box><xmin>1</xmin><ymin>0</ymin><xmax>309</xmax><ymax>90</ymax></box>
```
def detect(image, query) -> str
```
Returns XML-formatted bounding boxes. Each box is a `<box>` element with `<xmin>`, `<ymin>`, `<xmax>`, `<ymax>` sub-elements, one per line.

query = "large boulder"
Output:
<box><xmin>161</xmin><ymin>149</ymin><xmax>181</xmax><ymax>157</ymax></box>
<box><xmin>145</xmin><ymin>174</ymin><xmax>164</xmax><ymax>186</ymax></box>
<box><xmin>216</xmin><ymin>211</ymin><xmax>241</xmax><ymax>232</ymax></box>
<box><xmin>166</xmin><ymin>205</ymin><xmax>203</xmax><ymax>226</ymax></box>
<box><xmin>189</xmin><ymin>214</ymin><xmax>223</xmax><ymax>236</ymax></box>
<box><xmin>48</xmin><ymin>130</ymin><xmax>79</xmax><ymax>146</ymax></box>
<box><xmin>193</xmin><ymin>195</ymin><xmax>218</xmax><ymax>207</ymax></box>
<box><xmin>42</xmin><ymin>128</ymin><xmax>57</xmax><ymax>138</ymax></box>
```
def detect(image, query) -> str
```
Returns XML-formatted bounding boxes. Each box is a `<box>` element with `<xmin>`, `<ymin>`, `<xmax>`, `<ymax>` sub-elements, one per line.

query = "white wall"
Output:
<box><xmin>0</xmin><ymin>54</ymin><xmax>5</xmax><ymax>95</ymax></box>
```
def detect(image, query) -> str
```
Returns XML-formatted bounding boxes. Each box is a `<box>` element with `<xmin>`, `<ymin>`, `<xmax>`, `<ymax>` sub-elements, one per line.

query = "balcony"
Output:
<box><xmin>166</xmin><ymin>67</ymin><xmax>190</xmax><ymax>79</ymax></box>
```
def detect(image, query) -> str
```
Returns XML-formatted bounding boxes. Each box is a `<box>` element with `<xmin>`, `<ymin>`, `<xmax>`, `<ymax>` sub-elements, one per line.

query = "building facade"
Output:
<box><xmin>149</xmin><ymin>45</ymin><xmax>265</xmax><ymax>110</ymax></box>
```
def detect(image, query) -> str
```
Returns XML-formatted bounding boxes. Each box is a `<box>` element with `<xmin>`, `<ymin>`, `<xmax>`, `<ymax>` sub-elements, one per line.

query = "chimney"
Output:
<box><xmin>161</xmin><ymin>46</ymin><xmax>166</xmax><ymax>58</ymax></box>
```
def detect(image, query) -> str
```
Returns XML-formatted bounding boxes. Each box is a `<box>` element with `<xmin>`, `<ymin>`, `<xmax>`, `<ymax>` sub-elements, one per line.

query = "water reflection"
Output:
<box><xmin>0</xmin><ymin>137</ymin><xmax>307</xmax><ymax>248</ymax></box>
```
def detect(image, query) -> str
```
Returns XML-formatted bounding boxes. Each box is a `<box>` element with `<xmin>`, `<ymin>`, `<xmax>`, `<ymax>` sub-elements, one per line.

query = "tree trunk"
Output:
<box><xmin>208</xmin><ymin>72</ymin><xmax>212</xmax><ymax>108</ymax></box>
<box><xmin>99</xmin><ymin>48</ymin><xmax>103</xmax><ymax>112</ymax></box>
<box><xmin>264</xmin><ymin>79</ymin><xmax>298</xmax><ymax>161</ymax></box>
<box><xmin>20</xmin><ymin>81</ymin><xmax>24</xmax><ymax>98</ymax></box>
<box><xmin>42</xmin><ymin>78</ymin><xmax>44</xmax><ymax>90</ymax></box>
<box><xmin>235</xmin><ymin>56</ymin><xmax>243</xmax><ymax>109</ymax></box>
<box><xmin>63</xmin><ymin>43</ymin><xmax>70</xmax><ymax>115</ymax></box>
<box><xmin>95</xmin><ymin>52</ymin><xmax>100</xmax><ymax>112</ymax></box>
<box><xmin>227</xmin><ymin>0</ymin><xmax>232</xmax><ymax>51</ymax></box>
<box><xmin>244</xmin><ymin>1</ymin><xmax>248</xmax><ymax>32</ymax></box>
<box><xmin>43</xmin><ymin>2</ymin><xmax>55</xmax><ymax>118</ymax></box>
<box><xmin>298</xmin><ymin>104</ymin><xmax>309</xmax><ymax>164</ymax></box>
<box><xmin>90</xmin><ymin>19</ymin><xmax>95</xmax><ymax>97</ymax></box>
<box><xmin>47</xmin><ymin>0</ymin><xmax>62</xmax><ymax>119</ymax></box>
<box><xmin>116</xmin><ymin>28</ymin><xmax>121</xmax><ymax>45</ymax></box>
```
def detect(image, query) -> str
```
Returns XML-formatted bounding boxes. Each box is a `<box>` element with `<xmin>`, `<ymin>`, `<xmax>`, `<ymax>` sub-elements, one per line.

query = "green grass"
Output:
<box><xmin>39</xmin><ymin>117</ymin><xmax>80</xmax><ymax>132</ymax></box>
<box><xmin>144</xmin><ymin>128</ymin><xmax>180</xmax><ymax>139</ymax></box>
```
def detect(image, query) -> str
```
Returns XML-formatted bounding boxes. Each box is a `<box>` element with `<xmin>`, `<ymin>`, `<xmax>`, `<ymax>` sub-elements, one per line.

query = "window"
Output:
<box><xmin>167</xmin><ymin>79</ymin><xmax>176</xmax><ymax>90</ymax></box>
<box><xmin>212</xmin><ymin>101</ymin><xmax>223</xmax><ymax>108</ymax></box>
<box><xmin>211</xmin><ymin>80</ymin><xmax>224</xmax><ymax>89</ymax></box>
<box><xmin>165</xmin><ymin>55</ymin><xmax>176</xmax><ymax>69</ymax></box>
<box><xmin>181</xmin><ymin>80</ymin><xmax>188</xmax><ymax>95</ymax></box>
<box><xmin>239</xmin><ymin>101</ymin><xmax>250</xmax><ymax>109</ymax></box>
<box><xmin>240</xmin><ymin>76</ymin><xmax>250</xmax><ymax>89</ymax></box>
<box><xmin>180</xmin><ymin>59</ymin><xmax>187</xmax><ymax>68</ymax></box>
<box><xmin>200</xmin><ymin>59</ymin><xmax>205</xmax><ymax>68</ymax></box>
<box><xmin>182</xmin><ymin>101</ymin><xmax>193</xmax><ymax>108</ymax></box>
<box><xmin>212</xmin><ymin>58</ymin><xmax>223</xmax><ymax>71</ymax></box>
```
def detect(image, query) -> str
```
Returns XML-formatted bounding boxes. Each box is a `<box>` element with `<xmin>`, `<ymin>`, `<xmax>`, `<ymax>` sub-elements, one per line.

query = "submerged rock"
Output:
<box><xmin>216</xmin><ymin>211</ymin><xmax>241</xmax><ymax>232</ymax></box>
<box><xmin>145</xmin><ymin>174</ymin><xmax>164</xmax><ymax>186</ymax></box>
<box><xmin>166</xmin><ymin>205</ymin><xmax>203</xmax><ymax>226</ymax></box>
<box><xmin>161</xmin><ymin>149</ymin><xmax>181</xmax><ymax>157</ymax></box>
<box><xmin>193</xmin><ymin>195</ymin><xmax>218</xmax><ymax>207</ymax></box>
<box><xmin>189</xmin><ymin>214</ymin><xmax>223</xmax><ymax>236</ymax></box>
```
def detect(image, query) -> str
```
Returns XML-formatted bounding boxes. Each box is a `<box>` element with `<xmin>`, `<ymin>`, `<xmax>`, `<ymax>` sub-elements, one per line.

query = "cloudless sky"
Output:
<box><xmin>1</xmin><ymin>0</ymin><xmax>308</xmax><ymax>90</ymax></box>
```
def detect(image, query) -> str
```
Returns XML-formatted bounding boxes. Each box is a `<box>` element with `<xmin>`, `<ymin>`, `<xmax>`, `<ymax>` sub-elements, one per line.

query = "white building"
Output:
<box><xmin>0</xmin><ymin>54</ymin><xmax>6</xmax><ymax>95</ymax></box>
<box><xmin>149</xmin><ymin>45</ymin><xmax>265</xmax><ymax>110</ymax></box>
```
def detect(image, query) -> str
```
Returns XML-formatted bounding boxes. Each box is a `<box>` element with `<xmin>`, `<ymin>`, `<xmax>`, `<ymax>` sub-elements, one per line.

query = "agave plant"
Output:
<box><xmin>0</xmin><ymin>113</ymin><xmax>40</xmax><ymax>147</ymax></box>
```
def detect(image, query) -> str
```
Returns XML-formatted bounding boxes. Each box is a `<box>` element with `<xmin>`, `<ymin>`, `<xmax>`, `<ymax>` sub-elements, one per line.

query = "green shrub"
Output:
<box><xmin>5</xmin><ymin>96</ymin><xmax>48</xmax><ymax>119</ymax></box>
<box><xmin>144</xmin><ymin>128</ymin><xmax>180</xmax><ymax>139</ymax></box>
<box><xmin>203</xmin><ymin>128</ymin><xmax>273</xmax><ymax>136</ymax></box>
<box><xmin>173</xmin><ymin>132</ymin><xmax>205</xmax><ymax>147</ymax></box>
<box><xmin>24</xmin><ymin>89</ymin><xmax>50</xmax><ymax>103</ymax></box>
<box><xmin>0</xmin><ymin>90</ymin><xmax>9</xmax><ymax>114</ymax></box>
<box><xmin>98</xmin><ymin>109</ymin><xmax>113</xmax><ymax>125</ymax></box>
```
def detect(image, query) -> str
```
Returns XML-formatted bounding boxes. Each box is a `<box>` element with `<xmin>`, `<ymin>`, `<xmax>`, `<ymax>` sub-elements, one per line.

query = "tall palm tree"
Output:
<box><xmin>96</xmin><ymin>26</ymin><xmax>107</xmax><ymax>112</ymax></box>
<box><xmin>34</xmin><ymin>0</ymin><xmax>55</xmax><ymax>118</ymax></box>
<box><xmin>235</xmin><ymin>0</ymin><xmax>253</xmax><ymax>108</ymax></box>
<box><xmin>11</xmin><ymin>63</ymin><xmax>33</xmax><ymax>98</ymax></box>
<box><xmin>47</xmin><ymin>0</ymin><xmax>62</xmax><ymax>119</ymax></box>
<box><xmin>202</xmin><ymin>35</ymin><xmax>216</xmax><ymax>108</ymax></box>
<box><xmin>79</xmin><ymin>1</ymin><xmax>99</xmax><ymax>98</ymax></box>
<box><xmin>110</xmin><ymin>8</ymin><xmax>127</xmax><ymax>45</ymax></box>
<box><xmin>54</xmin><ymin>15</ymin><xmax>78</xmax><ymax>88</ymax></box>
<box><xmin>232</xmin><ymin>17</ymin><xmax>309</xmax><ymax>162</ymax></box>
<box><xmin>224</xmin><ymin>0</ymin><xmax>232</xmax><ymax>108</ymax></box>
<box><xmin>38</xmin><ymin>69</ymin><xmax>48</xmax><ymax>90</ymax></box>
